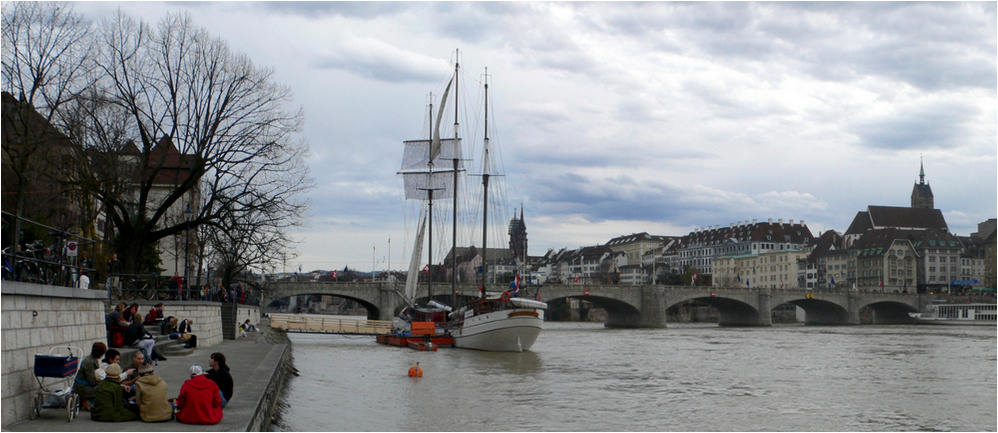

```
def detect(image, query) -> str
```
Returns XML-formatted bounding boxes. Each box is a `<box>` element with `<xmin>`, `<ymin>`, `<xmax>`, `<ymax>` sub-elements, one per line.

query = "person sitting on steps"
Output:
<box><xmin>177</xmin><ymin>317</ymin><xmax>198</xmax><ymax>349</ymax></box>
<box><xmin>144</xmin><ymin>303</ymin><xmax>164</xmax><ymax>325</ymax></box>
<box><xmin>123</xmin><ymin>313</ymin><xmax>165</xmax><ymax>361</ymax></box>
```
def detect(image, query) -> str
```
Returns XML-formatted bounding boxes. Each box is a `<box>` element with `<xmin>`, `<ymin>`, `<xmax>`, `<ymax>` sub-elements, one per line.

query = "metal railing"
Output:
<box><xmin>2</xmin><ymin>211</ymin><xmax>98</xmax><ymax>288</ymax></box>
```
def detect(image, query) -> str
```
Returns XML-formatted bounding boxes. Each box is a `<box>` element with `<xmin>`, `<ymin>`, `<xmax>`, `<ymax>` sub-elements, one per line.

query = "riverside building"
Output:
<box><xmin>675</xmin><ymin>219</ymin><xmax>814</xmax><ymax>277</ymax></box>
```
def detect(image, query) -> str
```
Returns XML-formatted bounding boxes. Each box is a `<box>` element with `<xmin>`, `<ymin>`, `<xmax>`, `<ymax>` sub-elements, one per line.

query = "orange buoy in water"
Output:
<box><xmin>408</xmin><ymin>362</ymin><xmax>423</xmax><ymax>377</ymax></box>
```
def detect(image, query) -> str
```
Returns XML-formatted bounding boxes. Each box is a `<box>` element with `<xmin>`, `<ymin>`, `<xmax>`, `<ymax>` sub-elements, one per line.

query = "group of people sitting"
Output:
<box><xmin>160</xmin><ymin>315</ymin><xmax>199</xmax><ymax>349</ymax></box>
<box><xmin>105</xmin><ymin>303</ymin><xmax>167</xmax><ymax>362</ymax></box>
<box><xmin>73</xmin><ymin>342</ymin><xmax>233</xmax><ymax>425</ymax></box>
<box><xmin>105</xmin><ymin>303</ymin><xmax>199</xmax><ymax>357</ymax></box>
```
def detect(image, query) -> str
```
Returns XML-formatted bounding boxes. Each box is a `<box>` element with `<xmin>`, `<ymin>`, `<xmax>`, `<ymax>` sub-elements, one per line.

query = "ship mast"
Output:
<box><xmin>451</xmin><ymin>50</ymin><xmax>460</xmax><ymax>308</ymax></box>
<box><xmin>426</xmin><ymin>99</ymin><xmax>435</xmax><ymax>302</ymax></box>
<box><xmin>480</xmin><ymin>69</ymin><xmax>490</xmax><ymax>299</ymax></box>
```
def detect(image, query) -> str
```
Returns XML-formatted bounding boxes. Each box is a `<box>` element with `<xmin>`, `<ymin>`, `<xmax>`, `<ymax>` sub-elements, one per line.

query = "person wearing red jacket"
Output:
<box><xmin>175</xmin><ymin>365</ymin><xmax>222</xmax><ymax>425</ymax></box>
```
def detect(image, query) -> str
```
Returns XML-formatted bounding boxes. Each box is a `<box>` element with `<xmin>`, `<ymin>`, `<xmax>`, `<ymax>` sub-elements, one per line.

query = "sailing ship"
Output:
<box><xmin>386</xmin><ymin>52</ymin><xmax>546</xmax><ymax>352</ymax></box>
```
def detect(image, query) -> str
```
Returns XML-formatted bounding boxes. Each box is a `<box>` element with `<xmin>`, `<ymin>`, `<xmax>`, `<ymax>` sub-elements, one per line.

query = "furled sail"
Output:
<box><xmin>404</xmin><ymin>213</ymin><xmax>427</xmax><ymax>304</ymax></box>
<box><xmin>429</xmin><ymin>77</ymin><xmax>454</xmax><ymax>163</ymax></box>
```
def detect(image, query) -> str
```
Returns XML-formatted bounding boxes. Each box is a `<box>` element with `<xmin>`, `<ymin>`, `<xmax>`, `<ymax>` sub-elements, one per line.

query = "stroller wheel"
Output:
<box><xmin>67</xmin><ymin>395</ymin><xmax>77</xmax><ymax>421</ymax></box>
<box><xmin>29</xmin><ymin>394</ymin><xmax>39</xmax><ymax>420</ymax></box>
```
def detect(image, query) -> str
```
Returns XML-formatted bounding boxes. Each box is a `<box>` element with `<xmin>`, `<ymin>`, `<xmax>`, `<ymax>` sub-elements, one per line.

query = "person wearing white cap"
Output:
<box><xmin>175</xmin><ymin>364</ymin><xmax>222</xmax><ymax>425</ymax></box>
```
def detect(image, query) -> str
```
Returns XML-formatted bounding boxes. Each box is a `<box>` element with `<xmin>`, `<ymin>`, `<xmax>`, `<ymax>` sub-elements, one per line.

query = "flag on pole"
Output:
<box><xmin>331</xmin><ymin>270</ymin><xmax>337</xmax><ymax>279</ymax></box>
<box><xmin>692</xmin><ymin>272</ymin><xmax>698</xmax><ymax>286</ymax></box>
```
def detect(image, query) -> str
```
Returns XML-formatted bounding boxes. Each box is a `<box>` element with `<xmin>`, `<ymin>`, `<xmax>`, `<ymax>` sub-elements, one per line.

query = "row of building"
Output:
<box><xmin>450</xmin><ymin>163</ymin><xmax>996</xmax><ymax>294</ymax></box>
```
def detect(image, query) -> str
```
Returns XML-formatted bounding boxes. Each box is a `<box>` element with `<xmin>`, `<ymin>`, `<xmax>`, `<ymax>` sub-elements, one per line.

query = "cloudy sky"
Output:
<box><xmin>71</xmin><ymin>2</ymin><xmax>996</xmax><ymax>273</ymax></box>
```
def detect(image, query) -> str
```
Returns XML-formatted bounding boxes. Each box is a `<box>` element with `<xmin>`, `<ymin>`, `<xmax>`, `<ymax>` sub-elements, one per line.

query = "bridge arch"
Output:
<box><xmin>665</xmin><ymin>296</ymin><xmax>766</xmax><ymax>327</ymax></box>
<box><xmin>856</xmin><ymin>300</ymin><xmax>920</xmax><ymax>324</ymax></box>
<box><xmin>776</xmin><ymin>299</ymin><xmax>852</xmax><ymax>325</ymax></box>
<box><xmin>263</xmin><ymin>291</ymin><xmax>384</xmax><ymax>320</ymax></box>
<box><xmin>544</xmin><ymin>294</ymin><xmax>643</xmax><ymax>327</ymax></box>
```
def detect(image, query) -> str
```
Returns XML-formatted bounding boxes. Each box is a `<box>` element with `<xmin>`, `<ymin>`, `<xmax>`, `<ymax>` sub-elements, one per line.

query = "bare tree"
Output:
<box><xmin>2</xmin><ymin>2</ymin><xmax>94</xmax><ymax>247</ymax></box>
<box><xmin>66</xmin><ymin>11</ymin><xmax>312</xmax><ymax>274</ymax></box>
<box><xmin>206</xmin><ymin>194</ymin><xmax>302</xmax><ymax>292</ymax></box>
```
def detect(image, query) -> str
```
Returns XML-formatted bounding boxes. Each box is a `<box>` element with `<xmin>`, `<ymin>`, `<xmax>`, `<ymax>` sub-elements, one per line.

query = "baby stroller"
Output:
<box><xmin>29</xmin><ymin>346</ymin><xmax>82</xmax><ymax>421</ymax></box>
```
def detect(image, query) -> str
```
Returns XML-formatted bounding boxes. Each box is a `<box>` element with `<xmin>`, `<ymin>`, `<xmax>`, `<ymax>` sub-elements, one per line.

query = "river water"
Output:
<box><xmin>276</xmin><ymin>322</ymin><xmax>996</xmax><ymax>431</ymax></box>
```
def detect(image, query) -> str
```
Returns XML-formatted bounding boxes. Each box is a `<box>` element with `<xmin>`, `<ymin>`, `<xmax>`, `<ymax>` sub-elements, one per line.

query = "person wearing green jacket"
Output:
<box><xmin>90</xmin><ymin>364</ymin><xmax>138</xmax><ymax>422</ymax></box>
<box><xmin>73</xmin><ymin>342</ymin><xmax>106</xmax><ymax>410</ymax></box>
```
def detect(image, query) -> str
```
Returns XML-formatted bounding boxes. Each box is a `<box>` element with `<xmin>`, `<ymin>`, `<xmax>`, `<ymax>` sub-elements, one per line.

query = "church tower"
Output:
<box><xmin>910</xmin><ymin>158</ymin><xmax>934</xmax><ymax>209</ymax></box>
<box><xmin>508</xmin><ymin>206</ymin><xmax>528</xmax><ymax>263</ymax></box>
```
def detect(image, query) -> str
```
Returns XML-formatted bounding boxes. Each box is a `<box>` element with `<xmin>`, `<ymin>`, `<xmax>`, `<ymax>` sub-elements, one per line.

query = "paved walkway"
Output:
<box><xmin>7</xmin><ymin>327</ymin><xmax>288</xmax><ymax>432</ymax></box>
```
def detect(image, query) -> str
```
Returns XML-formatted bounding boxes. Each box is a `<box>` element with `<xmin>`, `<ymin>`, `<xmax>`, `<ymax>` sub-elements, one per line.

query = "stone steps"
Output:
<box><xmin>144</xmin><ymin>323</ymin><xmax>195</xmax><ymax>358</ymax></box>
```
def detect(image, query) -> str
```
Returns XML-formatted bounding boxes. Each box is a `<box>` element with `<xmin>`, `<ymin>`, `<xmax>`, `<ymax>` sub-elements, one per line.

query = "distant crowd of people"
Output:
<box><xmin>74</xmin><ymin>342</ymin><xmax>233</xmax><ymax>425</ymax></box>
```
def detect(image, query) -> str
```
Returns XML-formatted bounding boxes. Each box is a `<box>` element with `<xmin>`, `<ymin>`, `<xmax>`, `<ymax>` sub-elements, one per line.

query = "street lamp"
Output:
<box><xmin>184</xmin><ymin>204</ymin><xmax>193</xmax><ymax>292</ymax></box>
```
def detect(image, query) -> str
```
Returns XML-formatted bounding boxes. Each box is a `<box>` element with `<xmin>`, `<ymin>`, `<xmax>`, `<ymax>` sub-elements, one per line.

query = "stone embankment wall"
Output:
<box><xmin>247</xmin><ymin>325</ymin><xmax>294</xmax><ymax>431</ymax></box>
<box><xmin>1</xmin><ymin>282</ymin><xmax>105</xmax><ymax>426</ymax></box>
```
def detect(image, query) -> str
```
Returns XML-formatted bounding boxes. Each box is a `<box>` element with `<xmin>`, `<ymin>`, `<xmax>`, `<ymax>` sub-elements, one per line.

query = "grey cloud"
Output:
<box><xmin>849</xmin><ymin>102</ymin><xmax>981</xmax><ymax>151</ymax></box>
<box><xmin>253</xmin><ymin>2</ymin><xmax>409</xmax><ymax>19</ymax></box>
<box><xmin>311</xmin><ymin>50</ymin><xmax>445</xmax><ymax>84</ymax></box>
<box><xmin>426</xmin><ymin>2</ymin><xmax>534</xmax><ymax>44</ymax></box>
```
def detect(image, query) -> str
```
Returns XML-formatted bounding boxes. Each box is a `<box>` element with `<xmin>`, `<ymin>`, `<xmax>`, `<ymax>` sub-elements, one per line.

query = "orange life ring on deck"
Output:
<box><xmin>500</xmin><ymin>291</ymin><xmax>511</xmax><ymax>302</ymax></box>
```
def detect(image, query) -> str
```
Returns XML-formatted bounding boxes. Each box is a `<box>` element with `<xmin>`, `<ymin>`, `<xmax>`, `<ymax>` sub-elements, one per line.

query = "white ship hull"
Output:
<box><xmin>451</xmin><ymin>300</ymin><xmax>545</xmax><ymax>352</ymax></box>
<box><xmin>909</xmin><ymin>302</ymin><xmax>996</xmax><ymax>326</ymax></box>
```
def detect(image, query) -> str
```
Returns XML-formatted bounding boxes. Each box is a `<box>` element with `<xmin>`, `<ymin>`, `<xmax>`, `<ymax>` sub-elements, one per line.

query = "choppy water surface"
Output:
<box><xmin>277</xmin><ymin>323</ymin><xmax>996</xmax><ymax>431</ymax></box>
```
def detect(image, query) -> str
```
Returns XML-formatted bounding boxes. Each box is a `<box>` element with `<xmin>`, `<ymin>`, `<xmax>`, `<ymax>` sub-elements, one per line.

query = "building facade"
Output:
<box><xmin>676</xmin><ymin>219</ymin><xmax>814</xmax><ymax>276</ymax></box>
<box><xmin>713</xmin><ymin>249</ymin><xmax>809</xmax><ymax>289</ymax></box>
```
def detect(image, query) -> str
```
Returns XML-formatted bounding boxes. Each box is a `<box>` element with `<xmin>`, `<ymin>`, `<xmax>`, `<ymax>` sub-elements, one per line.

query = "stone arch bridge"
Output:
<box><xmin>259</xmin><ymin>281</ymin><xmax>925</xmax><ymax>327</ymax></box>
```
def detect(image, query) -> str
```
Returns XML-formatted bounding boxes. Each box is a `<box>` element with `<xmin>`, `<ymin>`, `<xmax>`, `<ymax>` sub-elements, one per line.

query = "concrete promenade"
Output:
<box><xmin>5</xmin><ymin>326</ymin><xmax>289</xmax><ymax>432</ymax></box>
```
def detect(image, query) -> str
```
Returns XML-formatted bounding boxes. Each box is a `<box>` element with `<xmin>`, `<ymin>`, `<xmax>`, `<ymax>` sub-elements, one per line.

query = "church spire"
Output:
<box><xmin>919</xmin><ymin>156</ymin><xmax>926</xmax><ymax>184</ymax></box>
<box><xmin>911</xmin><ymin>156</ymin><xmax>934</xmax><ymax>209</ymax></box>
